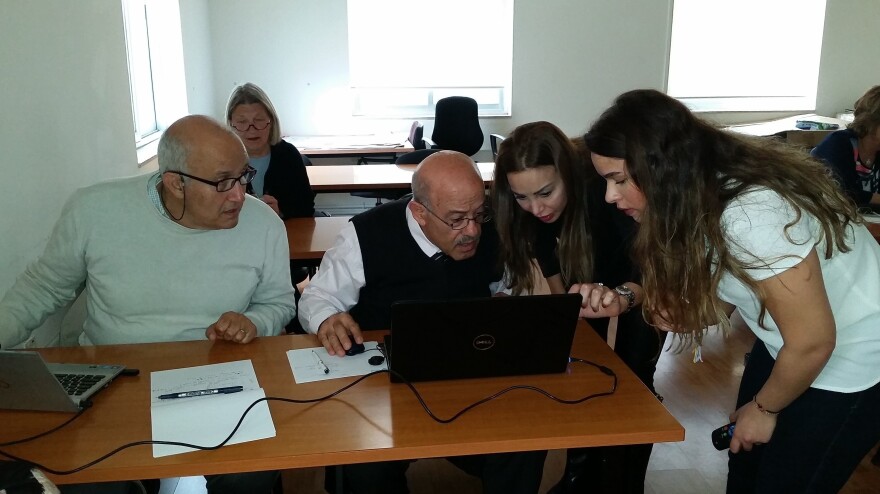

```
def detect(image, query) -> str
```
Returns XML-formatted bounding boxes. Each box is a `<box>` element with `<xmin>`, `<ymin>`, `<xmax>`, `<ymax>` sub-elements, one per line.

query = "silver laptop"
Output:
<box><xmin>385</xmin><ymin>293</ymin><xmax>582</xmax><ymax>382</ymax></box>
<box><xmin>0</xmin><ymin>350</ymin><xmax>124</xmax><ymax>412</ymax></box>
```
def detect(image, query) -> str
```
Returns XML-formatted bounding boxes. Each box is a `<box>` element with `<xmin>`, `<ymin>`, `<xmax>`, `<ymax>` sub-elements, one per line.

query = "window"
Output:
<box><xmin>667</xmin><ymin>0</ymin><xmax>827</xmax><ymax>112</ymax></box>
<box><xmin>121</xmin><ymin>0</ymin><xmax>188</xmax><ymax>148</ymax></box>
<box><xmin>347</xmin><ymin>0</ymin><xmax>514</xmax><ymax>117</ymax></box>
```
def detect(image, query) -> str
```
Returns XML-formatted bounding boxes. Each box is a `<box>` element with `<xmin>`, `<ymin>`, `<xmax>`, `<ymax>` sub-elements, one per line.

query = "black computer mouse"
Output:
<box><xmin>345</xmin><ymin>341</ymin><xmax>366</xmax><ymax>356</ymax></box>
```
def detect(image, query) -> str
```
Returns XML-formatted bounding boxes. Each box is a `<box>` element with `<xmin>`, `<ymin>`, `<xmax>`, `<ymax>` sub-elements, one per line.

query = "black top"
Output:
<box><xmin>349</xmin><ymin>199</ymin><xmax>502</xmax><ymax>330</ymax></box>
<box><xmin>534</xmin><ymin>179</ymin><xmax>637</xmax><ymax>287</ymax></box>
<box><xmin>811</xmin><ymin>128</ymin><xmax>880</xmax><ymax>208</ymax></box>
<box><xmin>261</xmin><ymin>140</ymin><xmax>315</xmax><ymax>218</ymax></box>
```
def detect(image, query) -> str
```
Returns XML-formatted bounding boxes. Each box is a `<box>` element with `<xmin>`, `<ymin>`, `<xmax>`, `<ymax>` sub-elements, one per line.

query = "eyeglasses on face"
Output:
<box><xmin>230</xmin><ymin>120</ymin><xmax>271</xmax><ymax>132</ymax></box>
<box><xmin>416</xmin><ymin>201</ymin><xmax>492</xmax><ymax>230</ymax></box>
<box><xmin>168</xmin><ymin>166</ymin><xmax>257</xmax><ymax>192</ymax></box>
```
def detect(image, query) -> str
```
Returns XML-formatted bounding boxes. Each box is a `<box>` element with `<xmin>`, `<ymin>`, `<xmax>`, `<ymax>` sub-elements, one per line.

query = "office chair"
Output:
<box><xmin>489</xmin><ymin>134</ymin><xmax>505</xmax><ymax>161</ymax></box>
<box><xmin>408</xmin><ymin>121</ymin><xmax>426</xmax><ymax>150</ymax></box>
<box><xmin>424</xmin><ymin>96</ymin><xmax>484</xmax><ymax>157</ymax></box>
<box><xmin>354</xmin><ymin>121</ymin><xmax>422</xmax><ymax>166</ymax></box>
<box><xmin>395</xmin><ymin>148</ymin><xmax>441</xmax><ymax>165</ymax></box>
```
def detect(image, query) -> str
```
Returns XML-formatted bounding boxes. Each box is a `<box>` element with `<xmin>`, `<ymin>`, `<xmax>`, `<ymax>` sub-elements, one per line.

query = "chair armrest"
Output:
<box><xmin>423</xmin><ymin>137</ymin><xmax>436</xmax><ymax>148</ymax></box>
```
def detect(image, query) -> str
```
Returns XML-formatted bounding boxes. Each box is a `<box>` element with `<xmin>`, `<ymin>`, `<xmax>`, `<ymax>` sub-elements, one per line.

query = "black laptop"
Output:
<box><xmin>385</xmin><ymin>293</ymin><xmax>582</xmax><ymax>382</ymax></box>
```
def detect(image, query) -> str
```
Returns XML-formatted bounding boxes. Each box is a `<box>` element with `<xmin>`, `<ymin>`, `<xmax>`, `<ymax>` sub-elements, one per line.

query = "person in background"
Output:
<box><xmin>586</xmin><ymin>89</ymin><xmax>880</xmax><ymax>493</ymax></box>
<box><xmin>226</xmin><ymin>82</ymin><xmax>314</xmax><ymax>328</ymax></box>
<box><xmin>226</xmin><ymin>82</ymin><xmax>314</xmax><ymax>218</ymax></box>
<box><xmin>812</xmin><ymin>85</ymin><xmax>880</xmax><ymax>211</ymax></box>
<box><xmin>0</xmin><ymin>115</ymin><xmax>295</xmax><ymax>493</ymax></box>
<box><xmin>298</xmin><ymin>151</ymin><xmax>546</xmax><ymax>494</ymax></box>
<box><xmin>492</xmin><ymin>121</ymin><xmax>662</xmax><ymax>494</ymax></box>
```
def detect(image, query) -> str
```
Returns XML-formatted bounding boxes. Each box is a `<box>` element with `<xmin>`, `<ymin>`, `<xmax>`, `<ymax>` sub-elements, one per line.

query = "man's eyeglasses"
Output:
<box><xmin>231</xmin><ymin>120</ymin><xmax>271</xmax><ymax>132</ymax></box>
<box><xmin>416</xmin><ymin>202</ymin><xmax>492</xmax><ymax>230</ymax></box>
<box><xmin>168</xmin><ymin>166</ymin><xmax>257</xmax><ymax>192</ymax></box>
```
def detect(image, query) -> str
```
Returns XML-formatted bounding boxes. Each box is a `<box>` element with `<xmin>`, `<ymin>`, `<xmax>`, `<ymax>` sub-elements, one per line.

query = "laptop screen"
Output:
<box><xmin>386</xmin><ymin>293</ymin><xmax>582</xmax><ymax>382</ymax></box>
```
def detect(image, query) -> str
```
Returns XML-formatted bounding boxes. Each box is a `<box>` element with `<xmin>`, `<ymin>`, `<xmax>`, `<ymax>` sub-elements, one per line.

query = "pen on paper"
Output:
<box><xmin>158</xmin><ymin>386</ymin><xmax>244</xmax><ymax>400</ymax></box>
<box><xmin>311</xmin><ymin>350</ymin><xmax>330</xmax><ymax>374</ymax></box>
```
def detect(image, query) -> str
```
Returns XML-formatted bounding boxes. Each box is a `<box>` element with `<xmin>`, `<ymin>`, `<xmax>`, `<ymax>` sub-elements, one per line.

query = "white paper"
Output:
<box><xmin>287</xmin><ymin>342</ymin><xmax>387</xmax><ymax>384</ymax></box>
<box><xmin>150</xmin><ymin>360</ymin><xmax>276</xmax><ymax>457</ymax></box>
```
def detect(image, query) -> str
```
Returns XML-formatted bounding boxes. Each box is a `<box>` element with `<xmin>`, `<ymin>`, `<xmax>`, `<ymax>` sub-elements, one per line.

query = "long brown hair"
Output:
<box><xmin>586</xmin><ymin>89</ymin><xmax>859</xmax><ymax>345</ymax></box>
<box><xmin>491</xmin><ymin>121</ymin><xmax>593</xmax><ymax>294</ymax></box>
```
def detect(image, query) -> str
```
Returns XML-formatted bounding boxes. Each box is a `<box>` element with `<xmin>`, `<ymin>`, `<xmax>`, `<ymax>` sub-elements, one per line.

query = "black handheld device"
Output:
<box><xmin>712</xmin><ymin>422</ymin><xmax>736</xmax><ymax>450</ymax></box>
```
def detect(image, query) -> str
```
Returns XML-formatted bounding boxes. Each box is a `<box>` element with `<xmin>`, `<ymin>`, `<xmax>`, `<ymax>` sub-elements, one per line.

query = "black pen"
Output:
<box><xmin>158</xmin><ymin>386</ymin><xmax>244</xmax><ymax>400</ymax></box>
<box><xmin>311</xmin><ymin>350</ymin><xmax>330</xmax><ymax>374</ymax></box>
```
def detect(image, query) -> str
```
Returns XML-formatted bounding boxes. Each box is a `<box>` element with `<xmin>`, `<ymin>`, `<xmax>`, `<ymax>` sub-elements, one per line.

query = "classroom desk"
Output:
<box><xmin>307</xmin><ymin>162</ymin><xmax>496</xmax><ymax>193</ymax></box>
<box><xmin>285</xmin><ymin>135</ymin><xmax>414</xmax><ymax>160</ymax></box>
<box><xmin>286</xmin><ymin>216</ymin><xmax>351</xmax><ymax>261</ymax></box>
<box><xmin>725</xmin><ymin>113</ymin><xmax>849</xmax><ymax>149</ymax></box>
<box><xmin>866</xmin><ymin>221</ymin><xmax>880</xmax><ymax>244</ymax></box>
<box><xmin>0</xmin><ymin>323</ymin><xmax>683</xmax><ymax>485</ymax></box>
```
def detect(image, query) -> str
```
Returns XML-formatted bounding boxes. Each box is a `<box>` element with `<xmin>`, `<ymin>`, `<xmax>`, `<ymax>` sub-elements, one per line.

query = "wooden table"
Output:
<box><xmin>285</xmin><ymin>216</ymin><xmax>351</xmax><ymax>261</ymax></box>
<box><xmin>866</xmin><ymin>221</ymin><xmax>880</xmax><ymax>244</ymax></box>
<box><xmin>307</xmin><ymin>163</ymin><xmax>496</xmax><ymax>193</ymax></box>
<box><xmin>0</xmin><ymin>324</ymin><xmax>683</xmax><ymax>485</ymax></box>
<box><xmin>285</xmin><ymin>135</ymin><xmax>414</xmax><ymax>160</ymax></box>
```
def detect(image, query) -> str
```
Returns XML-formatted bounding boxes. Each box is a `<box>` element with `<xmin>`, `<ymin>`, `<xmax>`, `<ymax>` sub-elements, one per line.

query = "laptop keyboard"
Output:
<box><xmin>54</xmin><ymin>373</ymin><xmax>104</xmax><ymax>396</ymax></box>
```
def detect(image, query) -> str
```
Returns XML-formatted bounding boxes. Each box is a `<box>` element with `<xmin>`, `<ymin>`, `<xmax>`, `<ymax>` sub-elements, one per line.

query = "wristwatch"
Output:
<box><xmin>614</xmin><ymin>285</ymin><xmax>636</xmax><ymax>314</ymax></box>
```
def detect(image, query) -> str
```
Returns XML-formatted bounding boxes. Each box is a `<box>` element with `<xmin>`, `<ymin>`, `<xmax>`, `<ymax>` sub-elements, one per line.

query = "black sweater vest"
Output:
<box><xmin>349</xmin><ymin>199</ymin><xmax>500</xmax><ymax>330</ymax></box>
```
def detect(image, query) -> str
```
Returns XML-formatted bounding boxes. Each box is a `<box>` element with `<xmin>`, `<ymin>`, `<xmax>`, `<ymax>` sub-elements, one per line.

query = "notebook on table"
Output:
<box><xmin>384</xmin><ymin>293</ymin><xmax>582</xmax><ymax>382</ymax></box>
<box><xmin>0</xmin><ymin>350</ymin><xmax>124</xmax><ymax>412</ymax></box>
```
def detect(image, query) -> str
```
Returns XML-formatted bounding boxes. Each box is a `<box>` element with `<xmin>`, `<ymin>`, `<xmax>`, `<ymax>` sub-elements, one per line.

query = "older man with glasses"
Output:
<box><xmin>0</xmin><ymin>115</ymin><xmax>295</xmax><ymax>493</ymax></box>
<box><xmin>298</xmin><ymin>150</ymin><xmax>547</xmax><ymax>494</ymax></box>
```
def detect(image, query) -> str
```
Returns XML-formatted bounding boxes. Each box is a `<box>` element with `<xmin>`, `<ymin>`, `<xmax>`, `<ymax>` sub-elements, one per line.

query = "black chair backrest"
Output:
<box><xmin>431</xmin><ymin>96</ymin><xmax>483</xmax><ymax>156</ymax></box>
<box><xmin>395</xmin><ymin>148</ymin><xmax>441</xmax><ymax>165</ymax></box>
<box><xmin>408</xmin><ymin>121</ymin><xmax>425</xmax><ymax>150</ymax></box>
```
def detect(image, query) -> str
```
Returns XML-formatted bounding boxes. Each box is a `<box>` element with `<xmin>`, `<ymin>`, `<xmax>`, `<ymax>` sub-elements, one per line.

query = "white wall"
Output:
<box><xmin>0</xmin><ymin>1</ymin><xmax>137</xmax><ymax>295</ymax></box>
<box><xmin>815</xmin><ymin>0</ymin><xmax>880</xmax><ymax>116</ymax></box>
<box><xmin>179</xmin><ymin>0</ymin><xmax>216</xmax><ymax>116</ymax></box>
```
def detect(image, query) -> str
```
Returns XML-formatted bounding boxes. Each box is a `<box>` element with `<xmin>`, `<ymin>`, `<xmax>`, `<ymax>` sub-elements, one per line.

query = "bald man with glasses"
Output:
<box><xmin>0</xmin><ymin>115</ymin><xmax>295</xmax><ymax>493</ymax></box>
<box><xmin>298</xmin><ymin>150</ymin><xmax>547</xmax><ymax>494</ymax></box>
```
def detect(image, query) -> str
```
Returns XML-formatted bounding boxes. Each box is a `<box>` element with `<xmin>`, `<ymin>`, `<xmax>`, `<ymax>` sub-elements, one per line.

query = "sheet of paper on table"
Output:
<box><xmin>150</xmin><ymin>360</ymin><xmax>276</xmax><ymax>458</ymax></box>
<box><xmin>287</xmin><ymin>341</ymin><xmax>387</xmax><ymax>384</ymax></box>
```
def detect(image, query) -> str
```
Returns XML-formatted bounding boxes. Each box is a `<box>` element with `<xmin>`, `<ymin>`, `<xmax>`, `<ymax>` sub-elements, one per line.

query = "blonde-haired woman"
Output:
<box><xmin>226</xmin><ymin>82</ymin><xmax>314</xmax><ymax>218</ymax></box>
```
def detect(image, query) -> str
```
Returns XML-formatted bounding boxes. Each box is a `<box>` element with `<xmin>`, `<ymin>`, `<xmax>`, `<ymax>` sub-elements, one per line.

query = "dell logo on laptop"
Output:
<box><xmin>473</xmin><ymin>334</ymin><xmax>496</xmax><ymax>351</ymax></box>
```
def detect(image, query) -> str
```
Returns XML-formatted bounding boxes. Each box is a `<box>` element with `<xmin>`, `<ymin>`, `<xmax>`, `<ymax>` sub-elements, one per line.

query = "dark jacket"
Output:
<box><xmin>263</xmin><ymin>140</ymin><xmax>315</xmax><ymax>218</ymax></box>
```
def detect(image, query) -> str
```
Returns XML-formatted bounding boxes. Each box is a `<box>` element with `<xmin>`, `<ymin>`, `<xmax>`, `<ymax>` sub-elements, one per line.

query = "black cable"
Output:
<box><xmin>0</xmin><ymin>403</ymin><xmax>90</xmax><ymax>447</ymax></box>
<box><xmin>0</xmin><ymin>357</ymin><xmax>616</xmax><ymax>475</ymax></box>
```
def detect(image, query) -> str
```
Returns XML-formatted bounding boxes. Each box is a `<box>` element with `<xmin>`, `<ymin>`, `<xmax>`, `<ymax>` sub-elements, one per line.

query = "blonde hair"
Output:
<box><xmin>225</xmin><ymin>82</ymin><xmax>282</xmax><ymax>144</ymax></box>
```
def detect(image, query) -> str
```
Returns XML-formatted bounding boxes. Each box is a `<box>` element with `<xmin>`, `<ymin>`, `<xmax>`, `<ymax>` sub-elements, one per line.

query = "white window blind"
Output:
<box><xmin>668</xmin><ymin>0</ymin><xmax>827</xmax><ymax>112</ymax></box>
<box><xmin>347</xmin><ymin>0</ymin><xmax>513</xmax><ymax>117</ymax></box>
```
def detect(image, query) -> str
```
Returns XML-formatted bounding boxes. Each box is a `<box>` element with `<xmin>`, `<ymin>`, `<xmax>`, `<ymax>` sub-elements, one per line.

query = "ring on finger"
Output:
<box><xmin>238</xmin><ymin>328</ymin><xmax>247</xmax><ymax>335</ymax></box>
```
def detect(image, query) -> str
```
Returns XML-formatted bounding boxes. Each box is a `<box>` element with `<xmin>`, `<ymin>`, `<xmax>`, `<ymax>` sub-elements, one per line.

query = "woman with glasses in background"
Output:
<box><xmin>227</xmin><ymin>83</ymin><xmax>315</xmax><ymax>332</ymax></box>
<box><xmin>226</xmin><ymin>82</ymin><xmax>314</xmax><ymax>219</ymax></box>
<box><xmin>491</xmin><ymin>121</ymin><xmax>664</xmax><ymax>494</ymax></box>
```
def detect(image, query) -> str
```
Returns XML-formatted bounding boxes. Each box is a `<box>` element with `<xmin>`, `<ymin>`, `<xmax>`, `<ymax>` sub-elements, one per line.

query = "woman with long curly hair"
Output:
<box><xmin>492</xmin><ymin>121</ymin><xmax>663</xmax><ymax>493</ymax></box>
<box><xmin>584</xmin><ymin>89</ymin><xmax>880</xmax><ymax>493</ymax></box>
